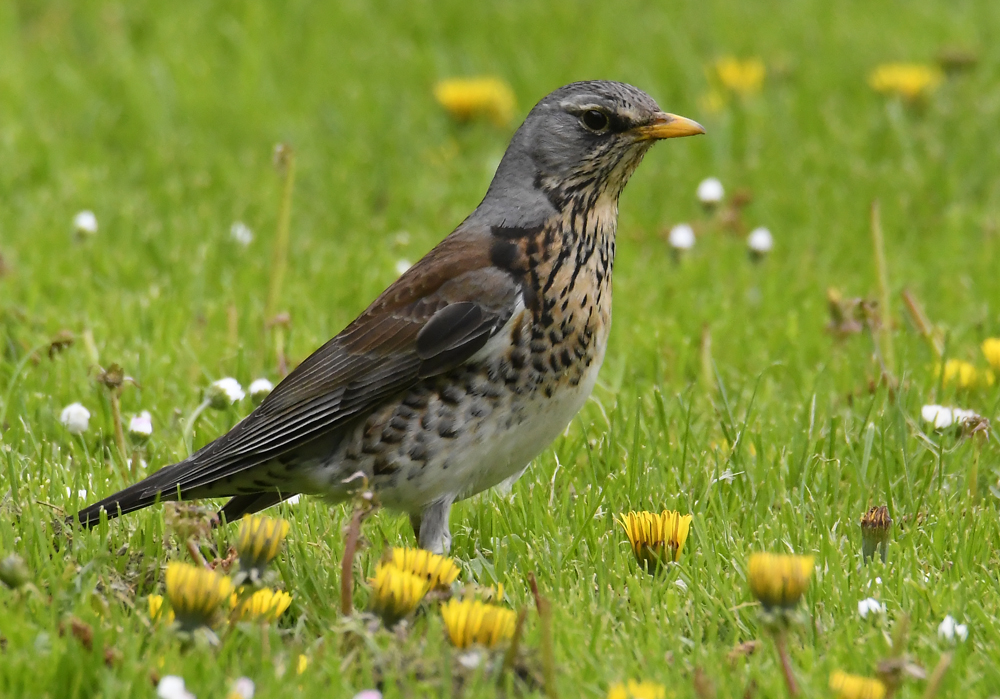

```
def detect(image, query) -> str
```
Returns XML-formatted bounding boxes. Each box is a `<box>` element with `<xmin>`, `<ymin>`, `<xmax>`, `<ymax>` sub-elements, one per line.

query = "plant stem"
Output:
<box><xmin>267</xmin><ymin>144</ymin><xmax>296</xmax><ymax>374</ymax></box>
<box><xmin>529</xmin><ymin>572</ymin><xmax>557</xmax><ymax>698</ymax></box>
<box><xmin>340</xmin><ymin>505</ymin><xmax>364</xmax><ymax>616</ymax></box>
<box><xmin>183</xmin><ymin>399</ymin><xmax>212</xmax><ymax>456</ymax></box>
<box><xmin>774</xmin><ymin>630</ymin><xmax>800</xmax><ymax>697</ymax></box>
<box><xmin>871</xmin><ymin>201</ymin><xmax>895</xmax><ymax>381</ymax></box>
<box><xmin>108</xmin><ymin>390</ymin><xmax>128</xmax><ymax>480</ymax></box>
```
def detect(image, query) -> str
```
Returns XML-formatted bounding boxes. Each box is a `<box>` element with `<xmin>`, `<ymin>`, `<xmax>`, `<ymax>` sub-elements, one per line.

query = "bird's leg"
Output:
<box><xmin>417</xmin><ymin>496</ymin><xmax>454</xmax><ymax>555</ymax></box>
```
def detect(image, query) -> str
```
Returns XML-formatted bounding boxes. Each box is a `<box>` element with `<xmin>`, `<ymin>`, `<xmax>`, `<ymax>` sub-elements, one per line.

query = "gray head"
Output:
<box><xmin>475</xmin><ymin>81</ymin><xmax>704</xmax><ymax>226</ymax></box>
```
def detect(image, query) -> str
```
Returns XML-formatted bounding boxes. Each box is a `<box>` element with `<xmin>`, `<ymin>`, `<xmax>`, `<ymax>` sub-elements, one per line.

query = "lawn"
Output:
<box><xmin>2</xmin><ymin>0</ymin><xmax>1000</xmax><ymax>697</ymax></box>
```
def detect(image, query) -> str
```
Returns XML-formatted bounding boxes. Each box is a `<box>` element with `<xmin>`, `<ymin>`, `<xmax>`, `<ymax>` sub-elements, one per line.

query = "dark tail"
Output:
<box><xmin>72</xmin><ymin>458</ymin><xmax>196</xmax><ymax>527</ymax></box>
<box><xmin>218</xmin><ymin>492</ymin><xmax>298</xmax><ymax>523</ymax></box>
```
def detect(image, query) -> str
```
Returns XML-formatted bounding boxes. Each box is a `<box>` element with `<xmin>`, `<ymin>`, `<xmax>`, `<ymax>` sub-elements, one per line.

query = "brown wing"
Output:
<box><xmin>131</xmin><ymin>230</ymin><xmax>521</xmax><ymax>497</ymax></box>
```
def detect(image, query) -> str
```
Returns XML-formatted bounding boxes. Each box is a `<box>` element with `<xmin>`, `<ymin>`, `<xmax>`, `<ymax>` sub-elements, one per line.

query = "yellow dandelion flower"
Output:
<box><xmin>236</xmin><ymin>514</ymin><xmax>289</xmax><ymax>575</ymax></box>
<box><xmin>617</xmin><ymin>510</ymin><xmax>693</xmax><ymax>570</ymax></box>
<box><xmin>440</xmin><ymin>598</ymin><xmax>517</xmax><ymax>649</ymax></box>
<box><xmin>165</xmin><ymin>562</ymin><xmax>233</xmax><ymax>631</ymax></box>
<box><xmin>829</xmin><ymin>671</ymin><xmax>887</xmax><ymax>699</ymax></box>
<box><xmin>369</xmin><ymin>563</ymin><xmax>430</xmax><ymax>626</ymax></box>
<box><xmin>607</xmin><ymin>680</ymin><xmax>667</xmax><ymax>699</ymax></box>
<box><xmin>387</xmin><ymin>547</ymin><xmax>461</xmax><ymax>590</ymax></box>
<box><xmin>231</xmin><ymin>588</ymin><xmax>293</xmax><ymax>622</ymax></box>
<box><xmin>940</xmin><ymin>358</ymin><xmax>990</xmax><ymax>389</ymax></box>
<box><xmin>147</xmin><ymin>594</ymin><xmax>175</xmax><ymax>624</ymax></box>
<box><xmin>747</xmin><ymin>553</ymin><xmax>813</xmax><ymax>609</ymax></box>
<box><xmin>296</xmin><ymin>654</ymin><xmax>308</xmax><ymax>674</ymax></box>
<box><xmin>869</xmin><ymin>63</ymin><xmax>943</xmax><ymax>100</ymax></box>
<box><xmin>981</xmin><ymin>338</ymin><xmax>1000</xmax><ymax>371</ymax></box>
<box><xmin>433</xmin><ymin>77</ymin><xmax>516</xmax><ymax>127</ymax></box>
<box><xmin>714</xmin><ymin>57</ymin><xmax>766</xmax><ymax>95</ymax></box>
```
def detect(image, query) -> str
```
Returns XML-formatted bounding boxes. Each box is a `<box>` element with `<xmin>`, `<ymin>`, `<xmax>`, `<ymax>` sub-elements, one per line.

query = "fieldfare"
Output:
<box><xmin>75</xmin><ymin>81</ymin><xmax>704</xmax><ymax>553</ymax></box>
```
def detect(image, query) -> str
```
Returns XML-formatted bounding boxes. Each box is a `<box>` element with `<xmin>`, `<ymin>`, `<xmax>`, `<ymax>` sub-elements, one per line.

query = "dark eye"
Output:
<box><xmin>582</xmin><ymin>109</ymin><xmax>609</xmax><ymax>132</ymax></box>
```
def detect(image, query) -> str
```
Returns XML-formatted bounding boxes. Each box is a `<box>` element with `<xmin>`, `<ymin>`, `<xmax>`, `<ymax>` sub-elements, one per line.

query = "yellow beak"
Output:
<box><xmin>632</xmin><ymin>112</ymin><xmax>706</xmax><ymax>141</ymax></box>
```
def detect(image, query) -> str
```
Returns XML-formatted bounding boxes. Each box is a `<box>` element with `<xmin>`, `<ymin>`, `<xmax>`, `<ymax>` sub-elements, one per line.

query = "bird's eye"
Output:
<box><xmin>581</xmin><ymin>109</ymin><xmax>609</xmax><ymax>132</ymax></box>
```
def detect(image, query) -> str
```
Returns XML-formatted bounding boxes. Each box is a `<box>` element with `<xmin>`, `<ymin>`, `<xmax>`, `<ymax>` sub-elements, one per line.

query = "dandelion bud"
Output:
<box><xmin>386</xmin><ymin>548</ymin><xmax>461</xmax><ymax>590</ymax></box>
<box><xmin>860</xmin><ymin>505</ymin><xmax>891</xmax><ymax>564</ymax></box>
<box><xmin>236</xmin><ymin>515</ymin><xmax>289</xmax><ymax>579</ymax></box>
<box><xmin>0</xmin><ymin>553</ymin><xmax>30</xmax><ymax>590</ymax></box>
<box><xmin>128</xmin><ymin>410</ymin><xmax>153</xmax><ymax>442</ymax></box>
<box><xmin>982</xmin><ymin>338</ymin><xmax>1000</xmax><ymax>371</ymax></box>
<box><xmin>164</xmin><ymin>562</ymin><xmax>232</xmax><ymax>631</ymax></box>
<box><xmin>829</xmin><ymin>671</ymin><xmax>887</xmax><ymax>699</ymax></box>
<box><xmin>73</xmin><ymin>210</ymin><xmax>98</xmax><ymax>238</ymax></box>
<box><xmin>747</xmin><ymin>226</ymin><xmax>773</xmax><ymax>261</ymax></box>
<box><xmin>696</xmin><ymin>177</ymin><xmax>724</xmax><ymax>209</ymax></box>
<box><xmin>248</xmin><ymin>378</ymin><xmax>274</xmax><ymax>405</ymax></box>
<box><xmin>607</xmin><ymin>681</ymin><xmax>667</xmax><ymax>699</ymax></box>
<box><xmin>206</xmin><ymin>377</ymin><xmax>245</xmax><ymax>409</ymax></box>
<box><xmin>148</xmin><ymin>594</ymin><xmax>174</xmax><ymax>624</ymax></box>
<box><xmin>440</xmin><ymin>598</ymin><xmax>516</xmax><ymax>649</ymax></box>
<box><xmin>368</xmin><ymin>564</ymin><xmax>429</xmax><ymax>627</ymax></box>
<box><xmin>59</xmin><ymin>402</ymin><xmax>91</xmax><ymax>434</ymax></box>
<box><xmin>747</xmin><ymin>553</ymin><xmax>813</xmax><ymax>610</ymax></box>
<box><xmin>230</xmin><ymin>588</ymin><xmax>292</xmax><ymax>622</ymax></box>
<box><xmin>617</xmin><ymin>510</ymin><xmax>693</xmax><ymax>572</ymax></box>
<box><xmin>433</xmin><ymin>77</ymin><xmax>516</xmax><ymax>127</ymax></box>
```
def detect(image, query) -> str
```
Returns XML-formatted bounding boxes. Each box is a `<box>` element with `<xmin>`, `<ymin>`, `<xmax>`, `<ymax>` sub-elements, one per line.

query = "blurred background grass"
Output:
<box><xmin>2</xmin><ymin>0</ymin><xmax>1000</xmax><ymax>697</ymax></box>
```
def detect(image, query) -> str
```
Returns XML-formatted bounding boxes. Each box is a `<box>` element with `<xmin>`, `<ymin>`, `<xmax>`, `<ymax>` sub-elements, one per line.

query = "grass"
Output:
<box><xmin>2</xmin><ymin>0</ymin><xmax>1000</xmax><ymax>696</ymax></box>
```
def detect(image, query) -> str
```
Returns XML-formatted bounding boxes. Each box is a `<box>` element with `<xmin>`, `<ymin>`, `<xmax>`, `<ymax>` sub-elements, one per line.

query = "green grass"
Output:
<box><xmin>2</xmin><ymin>0</ymin><xmax>1000</xmax><ymax>696</ymax></box>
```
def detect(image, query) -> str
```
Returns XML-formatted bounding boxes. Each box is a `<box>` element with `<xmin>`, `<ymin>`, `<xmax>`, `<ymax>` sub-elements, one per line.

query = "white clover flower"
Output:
<box><xmin>351</xmin><ymin>692</ymin><xmax>383</xmax><ymax>699</ymax></box>
<box><xmin>157</xmin><ymin>676</ymin><xmax>195</xmax><ymax>699</ymax></box>
<box><xmin>696</xmin><ymin>177</ymin><xmax>724</xmax><ymax>205</ymax></box>
<box><xmin>921</xmin><ymin>405</ymin><xmax>978</xmax><ymax>430</ymax></box>
<box><xmin>65</xmin><ymin>487</ymin><xmax>89</xmax><ymax>500</ymax></box>
<box><xmin>60</xmin><ymin>403</ymin><xmax>91</xmax><ymax>434</ymax></box>
<box><xmin>747</xmin><ymin>227</ymin><xmax>774</xmax><ymax>255</ymax></box>
<box><xmin>207</xmin><ymin>377</ymin><xmax>245</xmax><ymax>409</ymax></box>
<box><xmin>937</xmin><ymin>615</ymin><xmax>968</xmax><ymax>642</ymax></box>
<box><xmin>395</xmin><ymin>259</ymin><xmax>412</xmax><ymax>276</ymax></box>
<box><xmin>128</xmin><ymin>411</ymin><xmax>153</xmax><ymax>440</ymax></box>
<box><xmin>230</xmin><ymin>221</ymin><xmax>253</xmax><ymax>246</ymax></box>
<box><xmin>858</xmin><ymin>597</ymin><xmax>886</xmax><ymax>618</ymax></box>
<box><xmin>73</xmin><ymin>210</ymin><xmax>98</xmax><ymax>237</ymax></box>
<box><xmin>249</xmin><ymin>378</ymin><xmax>274</xmax><ymax>404</ymax></box>
<box><xmin>668</xmin><ymin>223</ymin><xmax>696</xmax><ymax>251</ymax></box>
<box><xmin>229</xmin><ymin>678</ymin><xmax>255</xmax><ymax>699</ymax></box>
<box><xmin>921</xmin><ymin>405</ymin><xmax>953</xmax><ymax>428</ymax></box>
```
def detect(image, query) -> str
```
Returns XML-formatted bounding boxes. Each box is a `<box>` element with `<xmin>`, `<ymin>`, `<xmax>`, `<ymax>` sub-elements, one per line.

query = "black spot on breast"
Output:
<box><xmin>440</xmin><ymin>385</ymin><xmax>464</xmax><ymax>405</ymax></box>
<box><xmin>509</xmin><ymin>349</ymin><xmax>527</xmax><ymax>370</ymax></box>
<box><xmin>404</xmin><ymin>390</ymin><xmax>429</xmax><ymax>409</ymax></box>
<box><xmin>561</xmin><ymin>349</ymin><xmax>573</xmax><ymax>368</ymax></box>
<box><xmin>438</xmin><ymin>419</ymin><xmax>458</xmax><ymax>438</ymax></box>
<box><xmin>409</xmin><ymin>443</ymin><xmax>428</xmax><ymax>461</ymax></box>
<box><xmin>373</xmin><ymin>455</ymin><xmax>398</xmax><ymax>476</ymax></box>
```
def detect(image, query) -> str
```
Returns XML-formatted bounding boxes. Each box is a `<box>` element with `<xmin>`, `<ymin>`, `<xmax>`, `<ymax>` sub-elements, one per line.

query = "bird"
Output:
<box><xmin>74</xmin><ymin>81</ymin><xmax>704</xmax><ymax>554</ymax></box>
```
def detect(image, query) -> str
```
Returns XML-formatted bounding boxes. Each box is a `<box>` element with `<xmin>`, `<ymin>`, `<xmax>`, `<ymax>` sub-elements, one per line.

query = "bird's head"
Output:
<box><xmin>488</xmin><ymin>81</ymin><xmax>704</xmax><ymax>212</ymax></box>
